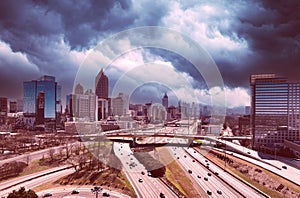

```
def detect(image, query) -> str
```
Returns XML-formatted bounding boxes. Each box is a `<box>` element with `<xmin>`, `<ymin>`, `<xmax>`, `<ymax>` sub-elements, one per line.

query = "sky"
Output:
<box><xmin>0</xmin><ymin>0</ymin><xmax>299</xmax><ymax>109</ymax></box>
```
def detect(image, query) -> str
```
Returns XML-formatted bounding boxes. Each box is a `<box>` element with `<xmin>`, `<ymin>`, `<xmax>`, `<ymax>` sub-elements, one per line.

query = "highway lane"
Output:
<box><xmin>0</xmin><ymin>142</ymin><xmax>80</xmax><ymax>166</ymax></box>
<box><xmin>36</xmin><ymin>187</ymin><xmax>131</xmax><ymax>198</ymax></box>
<box><xmin>0</xmin><ymin>167</ymin><xmax>75</xmax><ymax>197</ymax></box>
<box><xmin>0</xmin><ymin>166</ymin><xmax>72</xmax><ymax>191</ymax></box>
<box><xmin>169</xmin><ymin>146</ymin><xmax>242</xmax><ymax>198</ymax></box>
<box><xmin>184</xmin><ymin>148</ymin><xmax>266</xmax><ymax>198</ymax></box>
<box><xmin>113</xmin><ymin>142</ymin><xmax>178</xmax><ymax>198</ymax></box>
<box><xmin>216</xmin><ymin>140</ymin><xmax>300</xmax><ymax>186</ymax></box>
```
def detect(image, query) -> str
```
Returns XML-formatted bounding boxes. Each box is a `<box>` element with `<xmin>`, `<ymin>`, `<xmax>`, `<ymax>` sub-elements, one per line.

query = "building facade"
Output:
<box><xmin>162</xmin><ymin>93</ymin><xmax>168</xmax><ymax>110</ymax></box>
<box><xmin>95</xmin><ymin>69</ymin><xmax>109</xmax><ymax>120</ymax></box>
<box><xmin>23</xmin><ymin>75</ymin><xmax>61</xmax><ymax>130</ymax></box>
<box><xmin>95</xmin><ymin>69</ymin><xmax>108</xmax><ymax>99</ymax></box>
<box><xmin>112</xmin><ymin>93</ymin><xmax>129</xmax><ymax>116</ymax></box>
<box><xmin>250</xmin><ymin>74</ymin><xmax>300</xmax><ymax>150</ymax></box>
<box><xmin>0</xmin><ymin>97</ymin><xmax>8</xmax><ymax>125</ymax></box>
<box><xmin>66</xmin><ymin>85</ymin><xmax>97</xmax><ymax>122</ymax></box>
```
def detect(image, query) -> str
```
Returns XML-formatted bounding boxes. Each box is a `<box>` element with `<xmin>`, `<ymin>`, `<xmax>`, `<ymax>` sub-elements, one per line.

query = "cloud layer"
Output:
<box><xmin>0</xmin><ymin>0</ymin><xmax>299</xmax><ymax>109</ymax></box>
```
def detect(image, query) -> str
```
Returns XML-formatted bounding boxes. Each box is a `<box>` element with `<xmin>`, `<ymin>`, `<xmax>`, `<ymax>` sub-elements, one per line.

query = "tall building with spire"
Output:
<box><xmin>95</xmin><ymin>69</ymin><xmax>109</xmax><ymax>120</ymax></box>
<box><xmin>162</xmin><ymin>93</ymin><xmax>168</xmax><ymax>110</ymax></box>
<box><xmin>95</xmin><ymin>69</ymin><xmax>108</xmax><ymax>99</ymax></box>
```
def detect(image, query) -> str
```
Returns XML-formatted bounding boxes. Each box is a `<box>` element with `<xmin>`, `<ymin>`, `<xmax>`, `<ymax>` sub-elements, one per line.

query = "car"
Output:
<box><xmin>204</xmin><ymin>177</ymin><xmax>208</xmax><ymax>181</ymax></box>
<box><xmin>282</xmin><ymin>165</ymin><xmax>287</xmax><ymax>169</ymax></box>
<box><xmin>194</xmin><ymin>151</ymin><xmax>196</xmax><ymax>153</ymax></box>
<box><xmin>177</xmin><ymin>157</ymin><xmax>180</xmax><ymax>159</ymax></box>
<box><xmin>217</xmin><ymin>190</ymin><xmax>222</xmax><ymax>194</ymax></box>
<box><xmin>188</xmin><ymin>170</ymin><xmax>192</xmax><ymax>174</ymax></box>
<box><xmin>141</xmin><ymin>171</ymin><xmax>145</xmax><ymax>175</ymax></box>
<box><xmin>197</xmin><ymin>175</ymin><xmax>201</xmax><ymax>179</ymax></box>
<box><xmin>71</xmin><ymin>189</ymin><xmax>79</xmax><ymax>194</ymax></box>
<box><xmin>192</xmin><ymin>160</ymin><xmax>195</xmax><ymax>162</ymax></box>
<box><xmin>207</xmin><ymin>190</ymin><xmax>212</xmax><ymax>195</ymax></box>
<box><xmin>138</xmin><ymin>178</ymin><xmax>143</xmax><ymax>182</ymax></box>
<box><xmin>214</xmin><ymin>172</ymin><xmax>219</xmax><ymax>176</ymax></box>
<box><xmin>159</xmin><ymin>192</ymin><xmax>165</xmax><ymax>198</ymax></box>
<box><xmin>43</xmin><ymin>192</ymin><xmax>52</xmax><ymax>197</ymax></box>
<box><xmin>247</xmin><ymin>151</ymin><xmax>251</xmax><ymax>154</ymax></box>
<box><xmin>207</xmin><ymin>172</ymin><xmax>211</xmax><ymax>176</ymax></box>
<box><xmin>184</xmin><ymin>155</ymin><xmax>187</xmax><ymax>158</ymax></box>
<box><xmin>102</xmin><ymin>192</ymin><xmax>110</xmax><ymax>197</ymax></box>
<box><xmin>205</xmin><ymin>160</ymin><xmax>208</xmax><ymax>162</ymax></box>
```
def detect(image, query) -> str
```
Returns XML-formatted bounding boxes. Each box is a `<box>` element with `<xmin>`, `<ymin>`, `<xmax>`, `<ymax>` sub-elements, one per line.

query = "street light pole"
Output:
<box><xmin>224</xmin><ymin>140</ymin><xmax>227</xmax><ymax>170</ymax></box>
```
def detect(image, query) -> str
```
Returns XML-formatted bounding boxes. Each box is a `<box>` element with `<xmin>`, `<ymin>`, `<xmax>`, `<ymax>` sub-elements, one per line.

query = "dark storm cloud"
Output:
<box><xmin>148</xmin><ymin>48</ymin><xmax>207</xmax><ymax>89</ymax></box>
<box><xmin>0</xmin><ymin>0</ymin><xmax>299</xmax><ymax>108</ymax></box>
<box><xmin>0</xmin><ymin>0</ymin><xmax>169</xmax><ymax>101</ymax></box>
<box><xmin>0</xmin><ymin>0</ymin><xmax>135</xmax><ymax>51</ymax></box>
<box><xmin>220</xmin><ymin>0</ymin><xmax>300</xmax><ymax>86</ymax></box>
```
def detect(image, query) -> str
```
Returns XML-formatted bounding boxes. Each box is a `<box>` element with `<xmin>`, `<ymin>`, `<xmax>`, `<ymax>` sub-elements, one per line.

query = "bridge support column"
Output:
<box><xmin>132</xmin><ymin>137</ymin><xmax>136</xmax><ymax>147</ymax></box>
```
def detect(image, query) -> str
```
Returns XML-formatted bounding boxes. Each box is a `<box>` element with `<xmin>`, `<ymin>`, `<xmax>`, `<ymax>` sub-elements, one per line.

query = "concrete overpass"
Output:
<box><xmin>104</xmin><ymin>132</ymin><xmax>252</xmax><ymax>141</ymax></box>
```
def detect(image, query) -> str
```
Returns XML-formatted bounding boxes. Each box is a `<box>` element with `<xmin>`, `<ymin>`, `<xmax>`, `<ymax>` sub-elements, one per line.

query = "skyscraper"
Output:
<box><xmin>112</xmin><ymin>93</ymin><xmax>129</xmax><ymax>116</ymax></box>
<box><xmin>66</xmin><ymin>86</ymin><xmax>97</xmax><ymax>122</ymax></box>
<box><xmin>23</xmin><ymin>75</ymin><xmax>61</xmax><ymax>130</ymax></box>
<box><xmin>95</xmin><ymin>69</ymin><xmax>108</xmax><ymax>99</ymax></box>
<box><xmin>9</xmin><ymin>101</ymin><xmax>17</xmax><ymax>113</ymax></box>
<box><xmin>0</xmin><ymin>97</ymin><xmax>8</xmax><ymax>125</ymax></box>
<box><xmin>75</xmin><ymin>83</ymin><xmax>84</xmax><ymax>95</ymax></box>
<box><xmin>36</xmin><ymin>91</ymin><xmax>45</xmax><ymax>125</ymax></box>
<box><xmin>162</xmin><ymin>93</ymin><xmax>168</xmax><ymax>110</ymax></box>
<box><xmin>95</xmin><ymin>69</ymin><xmax>109</xmax><ymax>120</ymax></box>
<box><xmin>250</xmin><ymin>74</ymin><xmax>300</xmax><ymax>150</ymax></box>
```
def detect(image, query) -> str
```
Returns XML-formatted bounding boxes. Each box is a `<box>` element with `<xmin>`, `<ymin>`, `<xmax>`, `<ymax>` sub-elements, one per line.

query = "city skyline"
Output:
<box><xmin>0</xmin><ymin>1</ymin><xmax>300</xmax><ymax>109</ymax></box>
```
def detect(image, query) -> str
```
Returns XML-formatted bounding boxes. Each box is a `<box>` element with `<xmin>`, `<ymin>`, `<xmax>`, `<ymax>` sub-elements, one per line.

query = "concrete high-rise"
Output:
<box><xmin>75</xmin><ymin>83</ymin><xmax>84</xmax><ymax>95</ymax></box>
<box><xmin>112</xmin><ymin>93</ymin><xmax>129</xmax><ymax>116</ymax></box>
<box><xmin>250</xmin><ymin>74</ymin><xmax>300</xmax><ymax>150</ymax></box>
<box><xmin>66</xmin><ymin>86</ymin><xmax>97</xmax><ymax>122</ymax></box>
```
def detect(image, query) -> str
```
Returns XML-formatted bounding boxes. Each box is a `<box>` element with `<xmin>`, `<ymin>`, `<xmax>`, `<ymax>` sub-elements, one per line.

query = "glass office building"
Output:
<box><xmin>23</xmin><ymin>75</ymin><xmax>61</xmax><ymax>129</ymax></box>
<box><xmin>251</xmin><ymin>74</ymin><xmax>300</xmax><ymax>150</ymax></box>
<box><xmin>23</xmin><ymin>81</ymin><xmax>37</xmax><ymax>116</ymax></box>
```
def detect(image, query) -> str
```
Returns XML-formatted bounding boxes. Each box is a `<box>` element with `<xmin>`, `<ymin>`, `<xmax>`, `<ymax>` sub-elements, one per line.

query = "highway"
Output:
<box><xmin>113</xmin><ymin>142</ymin><xmax>178</xmax><ymax>198</ymax></box>
<box><xmin>0</xmin><ymin>165</ymin><xmax>131</xmax><ymax>198</ymax></box>
<box><xmin>184</xmin><ymin>148</ymin><xmax>267</xmax><ymax>198</ymax></box>
<box><xmin>0</xmin><ymin>142</ymin><xmax>80</xmax><ymax>166</ymax></box>
<box><xmin>218</xmin><ymin>140</ymin><xmax>300</xmax><ymax>186</ymax></box>
<box><xmin>169</xmin><ymin>147</ymin><xmax>243</xmax><ymax>198</ymax></box>
<box><xmin>36</xmin><ymin>187</ymin><xmax>131</xmax><ymax>198</ymax></box>
<box><xmin>0</xmin><ymin>166</ymin><xmax>75</xmax><ymax>197</ymax></box>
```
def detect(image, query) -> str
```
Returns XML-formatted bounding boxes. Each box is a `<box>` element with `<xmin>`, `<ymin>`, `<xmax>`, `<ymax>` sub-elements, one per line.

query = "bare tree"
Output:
<box><xmin>49</xmin><ymin>148</ymin><xmax>55</xmax><ymax>162</ymax></box>
<box><xmin>64</xmin><ymin>142</ymin><xmax>71</xmax><ymax>159</ymax></box>
<box><xmin>25</xmin><ymin>154</ymin><xmax>30</xmax><ymax>165</ymax></box>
